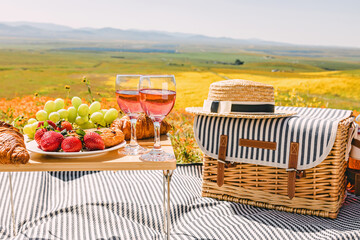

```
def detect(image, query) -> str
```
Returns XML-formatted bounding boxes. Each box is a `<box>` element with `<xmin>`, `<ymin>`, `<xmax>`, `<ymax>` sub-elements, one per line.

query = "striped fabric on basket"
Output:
<box><xmin>1</xmin><ymin>165</ymin><xmax>360</xmax><ymax>239</ymax></box>
<box><xmin>194</xmin><ymin>106</ymin><xmax>353</xmax><ymax>170</ymax></box>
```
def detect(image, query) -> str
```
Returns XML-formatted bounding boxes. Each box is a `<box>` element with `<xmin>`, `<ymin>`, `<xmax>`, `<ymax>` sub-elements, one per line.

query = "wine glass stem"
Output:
<box><xmin>129</xmin><ymin>118</ymin><xmax>138</xmax><ymax>147</ymax></box>
<box><xmin>153</xmin><ymin>121</ymin><xmax>161</xmax><ymax>150</ymax></box>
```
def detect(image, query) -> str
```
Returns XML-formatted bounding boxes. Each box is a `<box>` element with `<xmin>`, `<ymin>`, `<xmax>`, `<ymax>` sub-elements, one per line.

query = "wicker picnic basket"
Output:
<box><xmin>202</xmin><ymin>117</ymin><xmax>352</xmax><ymax>219</ymax></box>
<box><xmin>187</xmin><ymin>80</ymin><xmax>355</xmax><ymax>219</ymax></box>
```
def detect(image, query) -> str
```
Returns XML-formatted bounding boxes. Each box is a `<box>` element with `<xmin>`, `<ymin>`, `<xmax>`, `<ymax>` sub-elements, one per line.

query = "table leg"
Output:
<box><xmin>8</xmin><ymin>172</ymin><xmax>16</xmax><ymax>237</ymax></box>
<box><xmin>163</xmin><ymin>172</ymin><xmax>166</xmax><ymax>234</ymax></box>
<box><xmin>163</xmin><ymin>170</ymin><xmax>173</xmax><ymax>240</ymax></box>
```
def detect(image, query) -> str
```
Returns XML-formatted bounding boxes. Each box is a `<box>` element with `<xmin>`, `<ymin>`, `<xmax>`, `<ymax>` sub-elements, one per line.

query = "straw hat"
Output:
<box><xmin>186</xmin><ymin>79</ymin><xmax>296</xmax><ymax>119</ymax></box>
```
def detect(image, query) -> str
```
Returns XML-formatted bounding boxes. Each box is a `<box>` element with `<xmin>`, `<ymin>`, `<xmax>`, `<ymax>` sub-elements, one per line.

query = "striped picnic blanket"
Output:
<box><xmin>1</xmin><ymin>165</ymin><xmax>360</xmax><ymax>239</ymax></box>
<box><xmin>194</xmin><ymin>106</ymin><xmax>353</xmax><ymax>170</ymax></box>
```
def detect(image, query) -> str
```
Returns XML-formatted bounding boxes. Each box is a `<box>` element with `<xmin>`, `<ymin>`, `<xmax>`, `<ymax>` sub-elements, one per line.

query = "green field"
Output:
<box><xmin>0</xmin><ymin>48</ymin><xmax>360</xmax><ymax>111</ymax></box>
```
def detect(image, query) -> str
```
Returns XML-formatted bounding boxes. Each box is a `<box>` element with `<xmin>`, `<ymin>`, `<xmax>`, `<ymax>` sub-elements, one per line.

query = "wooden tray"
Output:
<box><xmin>0</xmin><ymin>135</ymin><xmax>176</xmax><ymax>172</ymax></box>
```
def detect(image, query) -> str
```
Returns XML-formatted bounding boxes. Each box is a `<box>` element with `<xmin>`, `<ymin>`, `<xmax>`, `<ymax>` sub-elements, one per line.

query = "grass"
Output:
<box><xmin>0</xmin><ymin>49</ymin><xmax>359</xmax><ymax>111</ymax></box>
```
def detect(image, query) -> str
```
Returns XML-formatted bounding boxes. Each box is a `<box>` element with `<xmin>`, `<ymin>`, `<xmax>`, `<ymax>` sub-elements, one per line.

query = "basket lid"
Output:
<box><xmin>193</xmin><ymin>106</ymin><xmax>353</xmax><ymax>170</ymax></box>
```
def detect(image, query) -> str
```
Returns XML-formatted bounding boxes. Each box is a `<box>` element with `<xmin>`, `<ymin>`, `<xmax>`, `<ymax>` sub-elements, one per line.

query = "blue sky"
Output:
<box><xmin>1</xmin><ymin>0</ymin><xmax>359</xmax><ymax>47</ymax></box>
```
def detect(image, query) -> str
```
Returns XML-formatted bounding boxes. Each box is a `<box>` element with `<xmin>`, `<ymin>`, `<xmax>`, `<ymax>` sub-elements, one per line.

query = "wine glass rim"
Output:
<box><xmin>140</xmin><ymin>75</ymin><xmax>175</xmax><ymax>78</ymax></box>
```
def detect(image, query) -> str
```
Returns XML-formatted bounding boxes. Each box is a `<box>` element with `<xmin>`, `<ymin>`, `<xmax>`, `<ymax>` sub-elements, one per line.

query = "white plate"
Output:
<box><xmin>26</xmin><ymin>140</ymin><xmax>127</xmax><ymax>158</ymax></box>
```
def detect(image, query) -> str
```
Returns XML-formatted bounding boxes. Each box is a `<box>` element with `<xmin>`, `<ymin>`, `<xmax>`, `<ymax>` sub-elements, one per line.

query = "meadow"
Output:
<box><xmin>0</xmin><ymin>48</ymin><xmax>359</xmax><ymax>163</ymax></box>
<box><xmin>1</xmin><ymin>49</ymin><xmax>360</xmax><ymax>110</ymax></box>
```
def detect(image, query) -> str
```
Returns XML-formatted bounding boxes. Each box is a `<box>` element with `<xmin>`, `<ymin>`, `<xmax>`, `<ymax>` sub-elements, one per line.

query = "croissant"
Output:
<box><xmin>0</xmin><ymin>121</ymin><xmax>30</xmax><ymax>164</ymax></box>
<box><xmin>111</xmin><ymin>115</ymin><xmax>171</xmax><ymax>140</ymax></box>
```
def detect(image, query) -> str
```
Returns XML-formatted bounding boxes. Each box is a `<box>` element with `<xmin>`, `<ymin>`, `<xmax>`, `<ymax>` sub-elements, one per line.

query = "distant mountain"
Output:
<box><xmin>1</xmin><ymin>21</ymin><xmax>73</xmax><ymax>32</ymax></box>
<box><xmin>0</xmin><ymin>21</ymin><xmax>286</xmax><ymax>46</ymax></box>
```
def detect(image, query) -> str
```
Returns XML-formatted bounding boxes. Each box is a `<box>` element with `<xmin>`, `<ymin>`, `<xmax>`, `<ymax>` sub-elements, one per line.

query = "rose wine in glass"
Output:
<box><xmin>139</xmin><ymin>75</ymin><xmax>176</xmax><ymax>161</ymax></box>
<box><xmin>115</xmin><ymin>75</ymin><xmax>146</xmax><ymax>155</ymax></box>
<box><xmin>116</xmin><ymin>90</ymin><xmax>143</xmax><ymax>116</ymax></box>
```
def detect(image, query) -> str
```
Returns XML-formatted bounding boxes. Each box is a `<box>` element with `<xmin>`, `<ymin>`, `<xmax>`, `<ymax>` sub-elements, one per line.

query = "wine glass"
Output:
<box><xmin>139</xmin><ymin>75</ymin><xmax>176</xmax><ymax>161</ymax></box>
<box><xmin>115</xmin><ymin>74</ymin><xmax>147</xmax><ymax>155</ymax></box>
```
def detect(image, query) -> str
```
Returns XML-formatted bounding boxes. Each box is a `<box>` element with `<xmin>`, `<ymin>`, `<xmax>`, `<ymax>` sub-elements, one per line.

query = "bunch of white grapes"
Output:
<box><xmin>23</xmin><ymin>97</ymin><xmax>118</xmax><ymax>138</ymax></box>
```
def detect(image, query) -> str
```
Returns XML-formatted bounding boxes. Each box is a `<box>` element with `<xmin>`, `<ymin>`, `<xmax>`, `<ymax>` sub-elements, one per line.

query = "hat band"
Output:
<box><xmin>203</xmin><ymin>100</ymin><xmax>275</xmax><ymax>114</ymax></box>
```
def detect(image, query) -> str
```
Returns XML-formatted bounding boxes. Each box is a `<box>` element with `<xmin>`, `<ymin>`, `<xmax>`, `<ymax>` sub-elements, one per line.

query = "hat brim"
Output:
<box><xmin>185</xmin><ymin>107</ymin><xmax>297</xmax><ymax>119</ymax></box>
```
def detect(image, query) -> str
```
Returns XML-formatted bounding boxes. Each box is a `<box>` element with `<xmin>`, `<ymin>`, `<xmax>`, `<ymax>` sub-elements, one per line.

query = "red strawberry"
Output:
<box><xmin>59</xmin><ymin>121</ymin><xmax>73</xmax><ymax>131</ymax></box>
<box><xmin>37</xmin><ymin>120</ymin><xmax>57</xmax><ymax>130</ymax></box>
<box><xmin>40</xmin><ymin>131</ymin><xmax>64</xmax><ymax>152</ymax></box>
<box><xmin>47</xmin><ymin>120</ymin><xmax>57</xmax><ymax>129</ymax></box>
<box><xmin>61</xmin><ymin>137</ymin><xmax>82</xmax><ymax>152</ymax></box>
<box><xmin>84</xmin><ymin>132</ymin><xmax>105</xmax><ymax>151</ymax></box>
<box><xmin>34</xmin><ymin>128</ymin><xmax>47</xmax><ymax>146</ymax></box>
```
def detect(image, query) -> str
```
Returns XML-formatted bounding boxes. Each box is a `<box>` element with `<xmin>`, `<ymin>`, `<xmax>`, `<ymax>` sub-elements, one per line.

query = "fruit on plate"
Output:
<box><xmin>67</xmin><ymin>107</ymin><xmax>77</xmax><ymax>123</ymax></box>
<box><xmin>78</xmin><ymin>104</ymin><xmax>89</xmax><ymax>117</ymax></box>
<box><xmin>57</xmin><ymin>109</ymin><xmax>69</xmax><ymax>119</ymax></box>
<box><xmin>61</xmin><ymin>136</ymin><xmax>82</xmax><ymax>152</ymax></box>
<box><xmin>40</xmin><ymin>131</ymin><xmax>64</xmax><ymax>152</ymax></box>
<box><xmin>38</xmin><ymin>120</ymin><xmax>57</xmax><ymax>130</ymax></box>
<box><xmin>49</xmin><ymin>112</ymin><xmax>60</xmax><ymax>123</ymax></box>
<box><xmin>31</xmin><ymin>120</ymin><xmax>124</xmax><ymax>152</ymax></box>
<box><xmin>28</xmin><ymin>118</ymin><xmax>37</xmax><ymax>124</ymax></box>
<box><xmin>35</xmin><ymin>128</ymin><xmax>47</xmax><ymax>146</ymax></box>
<box><xmin>59</xmin><ymin>121</ymin><xmax>73</xmax><ymax>131</ymax></box>
<box><xmin>75</xmin><ymin>116</ymin><xmax>87</xmax><ymax>125</ymax></box>
<box><xmin>83</xmin><ymin>132</ymin><xmax>105</xmax><ymax>150</ymax></box>
<box><xmin>104</xmin><ymin>108</ymin><xmax>118</xmax><ymax>124</ymax></box>
<box><xmin>23</xmin><ymin>124</ymin><xmax>35</xmax><ymax>139</ymax></box>
<box><xmin>36</xmin><ymin>110</ymin><xmax>48</xmax><ymax>122</ymax></box>
<box><xmin>90</xmin><ymin>112</ymin><xmax>103</xmax><ymax>124</ymax></box>
<box><xmin>79</xmin><ymin>121</ymin><xmax>95</xmax><ymax>130</ymax></box>
<box><xmin>55</xmin><ymin>98</ymin><xmax>65</xmax><ymax>111</ymax></box>
<box><xmin>44</xmin><ymin>100</ymin><xmax>56</xmax><ymax>113</ymax></box>
<box><xmin>23</xmin><ymin>97</ymin><xmax>118</xmax><ymax>139</ymax></box>
<box><xmin>71</xmin><ymin>96</ymin><xmax>82</xmax><ymax>109</ymax></box>
<box><xmin>89</xmin><ymin>101</ymin><xmax>101</xmax><ymax>114</ymax></box>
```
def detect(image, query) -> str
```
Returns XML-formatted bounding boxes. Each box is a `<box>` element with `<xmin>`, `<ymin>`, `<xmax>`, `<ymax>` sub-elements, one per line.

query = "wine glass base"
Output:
<box><xmin>140</xmin><ymin>150</ymin><xmax>175</xmax><ymax>162</ymax></box>
<box><xmin>118</xmin><ymin>145</ymin><xmax>147</xmax><ymax>156</ymax></box>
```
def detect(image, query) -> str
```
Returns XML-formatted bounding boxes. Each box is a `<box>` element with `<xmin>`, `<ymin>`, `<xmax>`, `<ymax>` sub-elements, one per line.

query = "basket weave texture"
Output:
<box><xmin>207</xmin><ymin>79</ymin><xmax>274</xmax><ymax>102</ymax></box>
<box><xmin>202</xmin><ymin>117</ymin><xmax>353</xmax><ymax>219</ymax></box>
